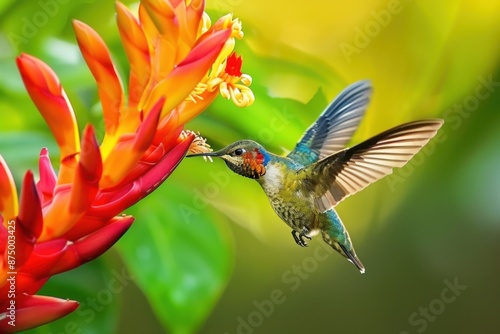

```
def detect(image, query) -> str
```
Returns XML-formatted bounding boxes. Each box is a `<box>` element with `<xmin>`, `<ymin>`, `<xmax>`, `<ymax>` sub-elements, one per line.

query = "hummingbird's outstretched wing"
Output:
<box><xmin>299</xmin><ymin>119</ymin><xmax>444</xmax><ymax>212</ymax></box>
<box><xmin>287</xmin><ymin>80</ymin><xmax>372</xmax><ymax>166</ymax></box>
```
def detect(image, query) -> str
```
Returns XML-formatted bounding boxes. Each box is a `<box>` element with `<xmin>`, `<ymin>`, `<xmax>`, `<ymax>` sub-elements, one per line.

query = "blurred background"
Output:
<box><xmin>1</xmin><ymin>0</ymin><xmax>500</xmax><ymax>333</ymax></box>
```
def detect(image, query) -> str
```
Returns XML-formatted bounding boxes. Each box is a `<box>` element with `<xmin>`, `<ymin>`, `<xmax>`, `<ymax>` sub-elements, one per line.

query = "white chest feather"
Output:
<box><xmin>260</xmin><ymin>163</ymin><xmax>283</xmax><ymax>193</ymax></box>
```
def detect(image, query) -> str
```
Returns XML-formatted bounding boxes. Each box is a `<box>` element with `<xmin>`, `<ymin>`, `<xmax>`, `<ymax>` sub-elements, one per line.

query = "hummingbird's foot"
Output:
<box><xmin>292</xmin><ymin>230</ymin><xmax>312</xmax><ymax>247</ymax></box>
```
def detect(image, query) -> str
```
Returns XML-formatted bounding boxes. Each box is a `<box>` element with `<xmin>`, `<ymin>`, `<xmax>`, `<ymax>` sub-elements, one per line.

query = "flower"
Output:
<box><xmin>0</xmin><ymin>0</ymin><xmax>252</xmax><ymax>331</ymax></box>
<box><xmin>207</xmin><ymin>52</ymin><xmax>254</xmax><ymax>107</ymax></box>
<box><xmin>181</xmin><ymin>16</ymin><xmax>254</xmax><ymax>119</ymax></box>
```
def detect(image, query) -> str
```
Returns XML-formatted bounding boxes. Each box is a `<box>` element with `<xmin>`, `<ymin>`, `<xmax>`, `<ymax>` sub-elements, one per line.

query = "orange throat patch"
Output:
<box><xmin>242</xmin><ymin>149</ymin><xmax>266</xmax><ymax>178</ymax></box>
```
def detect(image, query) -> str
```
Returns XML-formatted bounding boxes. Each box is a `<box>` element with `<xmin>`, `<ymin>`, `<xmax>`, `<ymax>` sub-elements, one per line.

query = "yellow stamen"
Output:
<box><xmin>183</xmin><ymin>130</ymin><xmax>213</xmax><ymax>162</ymax></box>
<box><xmin>185</xmin><ymin>14</ymin><xmax>254</xmax><ymax>108</ymax></box>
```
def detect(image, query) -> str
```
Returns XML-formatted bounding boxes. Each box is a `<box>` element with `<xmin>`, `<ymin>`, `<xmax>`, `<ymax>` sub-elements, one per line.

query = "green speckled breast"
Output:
<box><xmin>259</xmin><ymin>162</ymin><xmax>319</xmax><ymax>232</ymax></box>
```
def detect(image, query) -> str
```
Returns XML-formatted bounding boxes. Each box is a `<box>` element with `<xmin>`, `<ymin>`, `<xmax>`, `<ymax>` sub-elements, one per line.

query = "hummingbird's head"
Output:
<box><xmin>188</xmin><ymin>140</ymin><xmax>271</xmax><ymax>179</ymax></box>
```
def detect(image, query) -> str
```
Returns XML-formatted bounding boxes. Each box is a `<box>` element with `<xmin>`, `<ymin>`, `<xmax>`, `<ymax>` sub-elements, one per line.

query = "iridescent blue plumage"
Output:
<box><xmin>188</xmin><ymin>81</ymin><xmax>444</xmax><ymax>273</ymax></box>
<box><xmin>288</xmin><ymin>80</ymin><xmax>372</xmax><ymax>165</ymax></box>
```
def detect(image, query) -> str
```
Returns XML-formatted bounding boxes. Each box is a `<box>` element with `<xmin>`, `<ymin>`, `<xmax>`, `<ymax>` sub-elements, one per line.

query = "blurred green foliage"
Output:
<box><xmin>1</xmin><ymin>0</ymin><xmax>500</xmax><ymax>333</ymax></box>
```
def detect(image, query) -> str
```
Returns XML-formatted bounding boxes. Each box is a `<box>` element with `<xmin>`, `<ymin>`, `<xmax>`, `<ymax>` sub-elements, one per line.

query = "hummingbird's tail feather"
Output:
<box><xmin>338</xmin><ymin>244</ymin><xmax>365</xmax><ymax>274</ymax></box>
<box><xmin>321</xmin><ymin>211</ymin><xmax>365</xmax><ymax>274</ymax></box>
<box><xmin>321</xmin><ymin>231</ymin><xmax>365</xmax><ymax>273</ymax></box>
<box><xmin>323</xmin><ymin>234</ymin><xmax>365</xmax><ymax>274</ymax></box>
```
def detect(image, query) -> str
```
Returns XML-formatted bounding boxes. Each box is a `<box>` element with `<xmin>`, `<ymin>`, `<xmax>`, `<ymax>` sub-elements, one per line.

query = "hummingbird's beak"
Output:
<box><xmin>186</xmin><ymin>150</ymin><xmax>223</xmax><ymax>158</ymax></box>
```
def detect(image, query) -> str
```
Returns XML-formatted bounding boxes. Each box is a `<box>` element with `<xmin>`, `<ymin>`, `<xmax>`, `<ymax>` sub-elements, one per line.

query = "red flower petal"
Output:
<box><xmin>49</xmin><ymin>216</ymin><xmax>133</xmax><ymax>275</ymax></box>
<box><xmin>36</xmin><ymin>148</ymin><xmax>57</xmax><ymax>206</ymax></box>
<box><xmin>90</xmin><ymin>134</ymin><xmax>193</xmax><ymax>216</ymax></box>
<box><xmin>20</xmin><ymin>239</ymin><xmax>67</xmax><ymax>278</ymax></box>
<box><xmin>13</xmin><ymin>172</ymin><xmax>43</xmax><ymax>268</ymax></box>
<box><xmin>0</xmin><ymin>294</ymin><xmax>78</xmax><ymax>333</ymax></box>
<box><xmin>16</xmin><ymin>54</ymin><xmax>80</xmax><ymax>163</ymax></box>
<box><xmin>226</xmin><ymin>52</ymin><xmax>243</xmax><ymax>77</ymax></box>
<box><xmin>70</xmin><ymin>125</ymin><xmax>102</xmax><ymax>214</ymax></box>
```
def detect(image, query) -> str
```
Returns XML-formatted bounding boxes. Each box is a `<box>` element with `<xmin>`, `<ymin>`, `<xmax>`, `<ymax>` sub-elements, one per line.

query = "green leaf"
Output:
<box><xmin>116</xmin><ymin>183</ymin><xmax>234</xmax><ymax>334</ymax></box>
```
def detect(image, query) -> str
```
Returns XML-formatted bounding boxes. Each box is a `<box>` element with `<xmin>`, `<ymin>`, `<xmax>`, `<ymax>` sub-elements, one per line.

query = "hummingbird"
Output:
<box><xmin>188</xmin><ymin>81</ymin><xmax>443</xmax><ymax>273</ymax></box>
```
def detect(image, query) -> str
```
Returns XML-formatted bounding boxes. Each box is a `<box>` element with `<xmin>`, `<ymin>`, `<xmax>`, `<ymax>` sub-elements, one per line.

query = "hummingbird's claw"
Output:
<box><xmin>292</xmin><ymin>230</ymin><xmax>312</xmax><ymax>247</ymax></box>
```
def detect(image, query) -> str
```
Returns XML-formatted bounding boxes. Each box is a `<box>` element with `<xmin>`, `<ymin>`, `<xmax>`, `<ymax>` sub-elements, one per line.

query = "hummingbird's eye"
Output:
<box><xmin>233</xmin><ymin>148</ymin><xmax>245</xmax><ymax>156</ymax></box>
